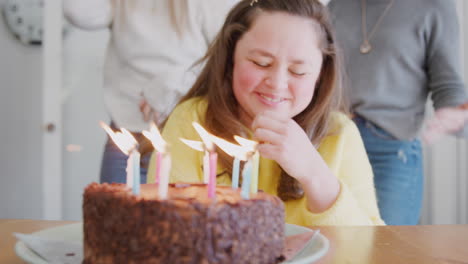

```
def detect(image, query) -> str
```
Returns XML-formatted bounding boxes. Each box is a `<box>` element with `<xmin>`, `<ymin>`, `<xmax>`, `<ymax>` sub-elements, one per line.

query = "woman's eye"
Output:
<box><xmin>290</xmin><ymin>70</ymin><xmax>306</xmax><ymax>76</ymax></box>
<box><xmin>252</xmin><ymin>60</ymin><xmax>270</xmax><ymax>67</ymax></box>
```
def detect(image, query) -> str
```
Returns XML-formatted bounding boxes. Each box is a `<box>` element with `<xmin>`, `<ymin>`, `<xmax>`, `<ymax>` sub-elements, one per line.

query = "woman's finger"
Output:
<box><xmin>253</xmin><ymin>113</ymin><xmax>288</xmax><ymax>135</ymax></box>
<box><xmin>257</xmin><ymin>143</ymin><xmax>281</xmax><ymax>161</ymax></box>
<box><xmin>254</xmin><ymin>127</ymin><xmax>283</xmax><ymax>146</ymax></box>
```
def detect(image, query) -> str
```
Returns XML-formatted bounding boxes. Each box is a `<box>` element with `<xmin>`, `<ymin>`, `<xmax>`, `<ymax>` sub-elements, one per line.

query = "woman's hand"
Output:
<box><xmin>422</xmin><ymin>106</ymin><xmax>468</xmax><ymax>145</ymax></box>
<box><xmin>139</xmin><ymin>98</ymin><xmax>160</xmax><ymax>124</ymax></box>
<box><xmin>252</xmin><ymin>111</ymin><xmax>340</xmax><ymax>213</ymax></box>
<box><xmin>252</xmin><ymin>111</ymin><xmax>317</xmax><ymax>182</ymax></box>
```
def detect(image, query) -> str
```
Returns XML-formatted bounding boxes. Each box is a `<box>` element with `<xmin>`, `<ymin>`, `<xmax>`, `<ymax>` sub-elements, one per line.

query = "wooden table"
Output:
<box><xmin>316</xmin><ymin>225</ymin><xmax>468</xmax><ymax>264</ymax></box>
<box><xmin>1</xmin><ymin>219</ymin><xmax>468</xmax><ymax>264</ymax></box>
<box><xmin>0</xmin><ymin>219</ymin><xmax>76</xmax><ymax>264</ymax></box>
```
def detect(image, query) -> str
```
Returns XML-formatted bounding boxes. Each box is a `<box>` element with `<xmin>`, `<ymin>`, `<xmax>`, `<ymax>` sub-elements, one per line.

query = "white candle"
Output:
<box><xmin>180</xmin><ymin>139</ymin><xmax>207</xmax><ymax>183</ymax></box>
<box><xmin>126</xmin><ymin>149</ymin><xmax>134</xmax><ymax>189</ymax></box>
<box><xmin>155</xmin><ymin>152</ymin><xmax>162</xmax><ymax>184</ymax></box>
<box><xmin>158</xmin><ymin>153</ymin><xmax>171</xmax><ymax>199</ymax></box>
<box><xmin>100</xmin><ymin>122</ymin><xmax>139</xmax><ymax>189</ymax></box>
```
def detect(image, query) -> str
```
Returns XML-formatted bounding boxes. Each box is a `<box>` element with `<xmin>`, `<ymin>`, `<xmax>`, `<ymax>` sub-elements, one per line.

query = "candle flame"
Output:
<box><xmin>234</xmin><ymin>135</ymin><xmax>258</xmax><ymax>152</ymax></box>
<box><xmin>211</xmin><ymin>136</ymin><xmax>249</xmax><ymax>161</ymax></box>
<box><xmin>180</xmin><ymin>138</ymin><xmax>205</xmax><ymax>152</ymax></box>
<box><xmin>143</xmin><ymin>122</ymin><xmax>167</xmax><ymax>153</ymax></box>
<box><xmin>192</xmin><ymin>122</ymin><xmax>215</xmax><ymax>151</ymax></box>
<box><xmin>100</xmin><ymin>121</ymin><xmax>137</xmax><ymax>155</ymax></box>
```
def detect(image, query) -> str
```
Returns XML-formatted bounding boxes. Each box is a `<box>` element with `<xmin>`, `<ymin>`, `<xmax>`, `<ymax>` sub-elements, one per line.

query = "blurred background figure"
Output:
<box><xmin>64</xmin><ymin>0</ymin><xmax>238</xmax><ymax>184</ymax></box>
<box><xmin>328</xmin><ymin>0</ymin><xmax>468</xmax><ymax>225</ymax></box>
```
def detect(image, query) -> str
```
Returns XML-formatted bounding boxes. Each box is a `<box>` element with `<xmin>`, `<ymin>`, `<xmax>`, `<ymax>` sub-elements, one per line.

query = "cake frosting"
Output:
<box><xmin>83</xmin><ymin>182</ymin><xmax>285</xmax><ymax>264</ymax></box>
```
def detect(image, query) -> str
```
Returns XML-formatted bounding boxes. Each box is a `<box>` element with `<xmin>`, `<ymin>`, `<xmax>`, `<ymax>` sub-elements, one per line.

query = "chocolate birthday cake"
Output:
<box><xmin>82</xmin><ymin>182</ymin><xmax>285</xmax><ymax>264</ymax></box>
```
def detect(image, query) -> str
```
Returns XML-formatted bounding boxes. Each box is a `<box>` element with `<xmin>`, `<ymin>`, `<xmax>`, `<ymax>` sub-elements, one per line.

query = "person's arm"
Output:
<box><xmin>423</xmin><ymin>0</ymin><xmax>468</xmax><ymax>140</ymax></box>
<box><xmin>253</xmin><ymin>110</ymin><xmax>340</xmax><ymax>213</ymax></box>
<box><xmin>427</xmin><ymin>0</ymin><xmax>465</xmax><ymax>108</ymax></box>
<box><xmin>63</xmin><ymin>0</ymin><xmax>113</xmax><ymax>30</ymax></box>
<box><xmin>303</xmin><ymin>115</ymin><xmax>385</xmax><ymax>226</ymax></box>
<box><xmin>422</xmin><ymin>105</ymin><xmax>468</xmax><ymax>144</ymax></box>
<box><xmin>253</xmin><ymin>111</ymin><xmax>384</xmax><ymax>225</ymax></box>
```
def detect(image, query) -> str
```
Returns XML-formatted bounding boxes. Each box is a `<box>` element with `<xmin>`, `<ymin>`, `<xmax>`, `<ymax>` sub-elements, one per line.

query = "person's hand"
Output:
<box><xmin>252</xmin><ymin>111</ymin><xmax>340</xmax><ymax>212</ymax></box>
<box><xmin>251</xmin><ymin>111</ymin><xmax>319</xmax><ymax>182</ymax></box>
<box><xmin>139</xmin><ymin>98</ymin><xmax>160</xmax><ymax>124</ymax></box>
<box><xmin>422</xmin><ymin>105</ymin><xmax>468</xmax><ymax>145</ymax></box>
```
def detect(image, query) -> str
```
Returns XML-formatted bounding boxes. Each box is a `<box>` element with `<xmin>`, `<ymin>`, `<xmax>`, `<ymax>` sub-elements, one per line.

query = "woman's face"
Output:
<box><xmin>232</xmin><ymin>12</ymin><xmax>323</xmax><ymax>125</ymax></box>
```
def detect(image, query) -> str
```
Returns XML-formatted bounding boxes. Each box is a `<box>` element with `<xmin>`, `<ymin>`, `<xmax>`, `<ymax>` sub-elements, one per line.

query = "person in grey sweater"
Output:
<box><xmin>328</xmin><ymin>0</ymin><xmax>468</xmax><ymax>225</ymax></box>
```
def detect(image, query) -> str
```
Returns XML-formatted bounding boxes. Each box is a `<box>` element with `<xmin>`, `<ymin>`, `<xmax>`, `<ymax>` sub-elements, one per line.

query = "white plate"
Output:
<box><xmin>15</xmin><ymin>223</ymin><xmax>83</xmax><ymax>264</ymax></box>
<box><xmin>15</xmin><ymin>223</ymin><xmax>329</xmax><ymax>264</ymax></box>
<box><xmin>283</xmin><ymin>224</ymin><xmax>329</xmax><ymax>264</ymax></box>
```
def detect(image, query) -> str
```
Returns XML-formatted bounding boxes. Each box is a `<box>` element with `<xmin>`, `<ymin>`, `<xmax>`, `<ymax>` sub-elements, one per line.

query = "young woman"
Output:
<box><xmin>149</xmin><ymin>0</ymin><xmax>384</xmax><ymax>226</ymax></box>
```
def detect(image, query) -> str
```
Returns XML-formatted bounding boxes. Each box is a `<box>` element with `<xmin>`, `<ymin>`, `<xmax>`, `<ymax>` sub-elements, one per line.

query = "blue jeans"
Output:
<box><xmin>354</xmin><ymin>116</ymin><xmax>423</xmax><ymax>225</ymax></box>
<box><xmin>100</xmin><ymin>122</ymin><xmax>149</xmax><ymax>184</ymax></box>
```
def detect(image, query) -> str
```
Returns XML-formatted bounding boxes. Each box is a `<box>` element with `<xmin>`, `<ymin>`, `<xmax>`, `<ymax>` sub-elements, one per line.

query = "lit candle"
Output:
<box><xmin>208</xmin><ymin>152</ymin><xmax>218</xmax><ymax>198</ymax></box>
<box><xmin>250</xmin><ymin>151</ymin><xmax>259</xmax><ymax>194</ymax></box>
<box><xmin>192</xmin><ymin>122</ymin><xmax>218</xmax><ymax>198</ymax></box>
<box><xmin>241</xmin><ymin>159</ymin><xmax>252</xmax><ymax>199</ymax></box>
<box><xmin>100</xmin><ymin>122</ymin><xmax>139</xmax><ymax>192</ymax></box>
<box><xmin>143</xmin><ymin>122</ymin><xmax>171</xmax><ymax>199</ymax></box>
<box><xmin>158</xmin><ymin>152</ymin><xmax>171</xmax><ymax>199</ymax></box>
<box><xmin>125</xmin><ymin>149</ymin><xmax>134</xmax><ymax>189</ymax></box>
<box><xmin>180</xmin><ymin>138</ymin><xmax>207</xmax><ymax>182</ymax></box>
<box><xmin>235</xmin><ymin>136</ymin><xmax>259</xmax><ymax>194</ymax></box>
<box><xmin>131</xmin><ymin>148</ymin><xmax>140</xmax><ymax>195</ymax></box>
<box><xmin>155</xmin><ymin>152</ymin><xmax>162</xmax><ymax>184</ymax></box>
<box><xmin>211</xmin><ymin>135</ymin><xmax>253</xmax><ymax>190</ymax></box>
<box><xmin>232</xmin><ymin>158</ymin><xmax>240</xmax><ymax>189</ymax></box>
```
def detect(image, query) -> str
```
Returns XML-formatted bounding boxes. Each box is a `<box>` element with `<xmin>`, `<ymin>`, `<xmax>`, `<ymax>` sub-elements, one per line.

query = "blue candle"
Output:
<box><xmin>132</xmin><ymin>149</ymin><xmax>141</xmax><ymax>195</ymax></box>
<box><xmin>241</xmin><ymin>160</ymin><xmax>252</xmax><ymax>199</ymax></box>
<box><xmin>232</xmin><ymin>158</ymin><xmax>240</xmax><ymax>189</ymax></box>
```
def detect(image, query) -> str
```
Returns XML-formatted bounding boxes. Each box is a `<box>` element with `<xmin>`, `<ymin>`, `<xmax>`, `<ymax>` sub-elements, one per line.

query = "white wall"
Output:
<box><xmin>61</xmin><ymin>26</ymin><xmax>109</xmax><ymax>220</ymax></box>
<box><xmin>0</xmin><ymin>9</ymin><xmax>43</xmax><ymax>219</ymax></box>
<box><xmin>0</xmin><ymin>4</ymin><xmax>109</xmax><ymax>220</ymax></box>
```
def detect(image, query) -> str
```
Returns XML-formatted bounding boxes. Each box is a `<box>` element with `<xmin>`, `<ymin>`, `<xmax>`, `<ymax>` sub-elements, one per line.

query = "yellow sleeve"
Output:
<box><xmin>299</xmin><ymin>114</ymin><xmax>385</xmax><ymax>226</ymax></box>
<box><xmin>147</xmin><ymin>98</ymin><xmax>206</xmax><ymax>184</ymax></box>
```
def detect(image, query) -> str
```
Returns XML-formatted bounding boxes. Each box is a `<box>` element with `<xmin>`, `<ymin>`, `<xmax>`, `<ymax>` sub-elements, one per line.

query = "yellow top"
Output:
<box><xmin>148</xmin><ymin>97</ymin><xmax>385</xmax><ymax>226</ymax></box>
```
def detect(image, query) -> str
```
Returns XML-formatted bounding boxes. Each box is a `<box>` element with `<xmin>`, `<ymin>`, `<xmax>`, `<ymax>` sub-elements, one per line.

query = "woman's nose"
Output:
<box><xmin>265</xmin><ymin>67</ymin><xmax>288</xmax><ymax>91</ymax></box>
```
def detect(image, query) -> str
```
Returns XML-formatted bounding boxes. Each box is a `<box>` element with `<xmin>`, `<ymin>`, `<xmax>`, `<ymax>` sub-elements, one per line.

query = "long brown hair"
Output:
<box><xmin>177</xmin><ymin>0</ymin><xmax>348</xmax><ymax>201</ymax></box>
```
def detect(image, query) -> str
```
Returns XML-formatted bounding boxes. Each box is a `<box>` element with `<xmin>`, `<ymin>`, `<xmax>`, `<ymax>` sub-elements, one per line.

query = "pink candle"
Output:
<box><xmin>155</xmin><ymin>152</ymin><xmax>163</xmax><ymax>184</ymax></box>
<box><xmin>208</xmin><ymin>152</ymin><xmax>218</xmax><ymax>199</ymax></box>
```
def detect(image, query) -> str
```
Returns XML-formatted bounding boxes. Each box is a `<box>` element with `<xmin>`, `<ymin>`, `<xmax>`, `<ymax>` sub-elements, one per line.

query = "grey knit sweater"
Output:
<box><xmin>329</xmin><ymin>0</ymin><xmax>467</xmax><ymax>140</ymax></box>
